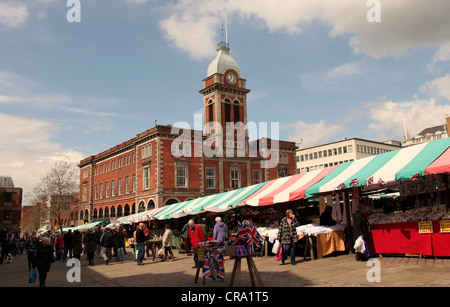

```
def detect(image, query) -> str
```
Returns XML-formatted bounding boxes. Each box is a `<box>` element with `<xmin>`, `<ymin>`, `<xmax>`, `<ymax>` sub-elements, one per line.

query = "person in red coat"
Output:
<box><xmin>54</xmin><ymin>234</ymin><xmax>64</xmax><ymax>261</ymax></box>
<box><xmin>188</xmin><ymin>219</ymin><xmax>205</xmax><ymax>268</ymax></box>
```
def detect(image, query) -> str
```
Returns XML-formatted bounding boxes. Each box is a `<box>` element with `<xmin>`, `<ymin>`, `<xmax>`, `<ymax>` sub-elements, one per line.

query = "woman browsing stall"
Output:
<box><xmin>277</xmin><ymin>209</ymin><xmax>300</xmax><ymax>265</ymax></box>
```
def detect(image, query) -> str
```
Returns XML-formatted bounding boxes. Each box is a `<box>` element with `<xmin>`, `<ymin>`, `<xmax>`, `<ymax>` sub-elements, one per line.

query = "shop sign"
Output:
<box><xmin>440</xmin><ymin>220</ymin><xmax>450</xmax><ymax>234</ymax></box>
<box><xmin>418</xmin><ymin>221</ymin><xmax>433</xmax><ymax>234</ymax></box>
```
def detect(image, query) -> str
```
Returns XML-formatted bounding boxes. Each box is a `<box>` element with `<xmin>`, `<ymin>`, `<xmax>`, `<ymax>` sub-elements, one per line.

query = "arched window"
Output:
<box><xmin>165</xmin><ymin>198</ymin><xmax>178</xmax><ymax>206</ymax></box>
<box><xmin>138</xmin><ymin>201</ymin><xmax>145</xmax><ymax>213</ymax></box>
<box><xmin>234</xmin><ymin>100</ymin><xmax>240</xmax><ymax>123</ymax></box>
<box><xmin>93</xmin><ymin>209</ymin><xmax>98</xmax><ymax>219</ymax></box>
<box><xmin>110</xmin><ymin>206</ymin><xmax>115</xmax><ymax>218</ymax></box>
<box><xmin>117</xmin><ymin>205</ymin><xmax>123</xmax><ymax>218</ymax></box>
<box><xmin>148</xmin><ymin>200</ymin><xmax>155</xmax><ymax>209</ymax></box>
<box><xmin>104</xmin><ymin>207</ymin><xmax>109</xmax><ymax>218</ymax></box>
<box><xmin>132</xmin><ymin>203</ymin><xmax>136</xmax><ymax>215</ymax></box>
<box><xmin>224</xmin><ymin>99</ymin><xmax>231</xmax><ymax>123</ymax></box>
<box><xmin>99</xmin><ymin>208</ymin><xmax>103</xmax><ymax>218</ymax></box>
<box><xmin>124</xmin><ymin>204</ymin><xmax>130</xmax><ymax>216</ymax></box>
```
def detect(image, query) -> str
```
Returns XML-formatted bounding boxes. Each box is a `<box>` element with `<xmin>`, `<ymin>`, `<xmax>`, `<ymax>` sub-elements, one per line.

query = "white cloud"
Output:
<box><xmin>282</xmin><ymin>119</ymin><xmax>345</xmax><ymax>148</ymax></box>
<box><xmin>157</xmin><ymin>0</ymin><xmax>450</xmax><ymax>61</ymax></box>
<box><xmin>420</xmin><ymin>74</ymin><xmax>450</xmax><ymax>101</ymax></box>
<box><xmin>0</xmin><ymin>2</ymin><xmax>28</xmax><ymax>29</ymax></box>
<box><xmin>365</xmin><ymin>99</ymin><xmax>450</xmax><ymax>141</ymax></box>
<box><xmin>0</xmin><ymin>113</ymin><xmax>84</xmax><ymax>203</ymax></box>
<box><xmin>428</xmin><ymin>43</ymin><xmax>450</xmax><ymax>72</ymax></box>
<box><xmin>122</xmin><ymin>0</ymin><xmax>151</xmax><ymax>4</ymax></box>
<box><xmin>299</xmin><ymin>61</ymin><xmax>366</xmax><ymax>92</ymax></box>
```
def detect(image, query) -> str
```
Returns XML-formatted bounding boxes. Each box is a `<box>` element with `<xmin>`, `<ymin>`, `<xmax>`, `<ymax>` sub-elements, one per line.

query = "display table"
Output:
<box><xmin>370</xmin><ymin>220</ymin><xmax>450</xmax><ymax>257</ymax></box>
<box><xmin>147</xmin><ymin>239</ymin><xmax>163</xmax><ymax>261</ymax></box>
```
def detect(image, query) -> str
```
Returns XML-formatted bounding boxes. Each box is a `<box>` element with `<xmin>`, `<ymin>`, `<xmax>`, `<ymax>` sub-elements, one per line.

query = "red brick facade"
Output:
<box><xmin>74</xmin><ymin>48</ymin><xmax>297</xmax><ymax>223</ymax></box>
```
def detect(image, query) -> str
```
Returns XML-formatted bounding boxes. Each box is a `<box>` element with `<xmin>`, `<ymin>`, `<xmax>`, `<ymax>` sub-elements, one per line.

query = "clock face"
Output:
<box><xmin>226</xmin><ymin>72</ymin><xmax>236</xmax><ymax>84</ymax></box>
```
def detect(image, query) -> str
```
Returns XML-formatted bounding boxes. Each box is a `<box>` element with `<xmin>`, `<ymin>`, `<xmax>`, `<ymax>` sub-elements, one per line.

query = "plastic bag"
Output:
<box><xmin>158</xmin><ymin>246</ymin><xmax>165</xmax><ymax>256</ymax></box>
<box><xmin>6</xmin><ymin>253</ymin><xmax>12</xmax><ymax>263</ymax></box>
<box><xmin>28</xmin><ymin>270</ymin><xmax>37</xmax><ymax>284</ymax></box>
<box><xmin>274</xmin><ymin>245</ymin><xmax>283</xmax><ymax>261</ymax></box>
<box><xmin>272</xmin><ymin>240</ymin><xmax>280</xmax><ymax>254</ymax></box>
<box><xmin>353</xmin><ymin>235</ymin><xmax>366</xmax><ymax>254</ymax></box>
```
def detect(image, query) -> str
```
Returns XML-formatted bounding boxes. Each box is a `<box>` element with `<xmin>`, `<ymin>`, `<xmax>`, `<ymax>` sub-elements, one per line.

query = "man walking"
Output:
<box><xmin>62</xmin><ymin>229</ymin><xmax>73</xmax><ymax>260</ymax></box>
<box><xmin>135</xmin><ymin>223</ymin><xmax>146</xmax><ymax>265</ymax></box>
<box><xmin>100</xmin><ymin>228</ymin><xmax>115</xmax><ymax>265</ymax></box>
<box><xmin>188</xmin><ymin>219</ymin><xmax>205</xmax><ymax>269</ymax></box>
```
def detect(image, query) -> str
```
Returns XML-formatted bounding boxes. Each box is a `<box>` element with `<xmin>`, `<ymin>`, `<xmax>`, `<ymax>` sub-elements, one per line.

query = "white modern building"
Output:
<box><xmin>296</xmin><ymin>138</ymin><xmax>402</xmax><ymax>174</ymax></box>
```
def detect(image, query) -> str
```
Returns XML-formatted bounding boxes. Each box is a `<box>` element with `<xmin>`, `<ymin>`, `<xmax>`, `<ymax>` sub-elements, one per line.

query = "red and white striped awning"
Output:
<box><xmin>242</xmin><ymin>166</ymin><xmax>337</xmax><ymax>207</ymax></box>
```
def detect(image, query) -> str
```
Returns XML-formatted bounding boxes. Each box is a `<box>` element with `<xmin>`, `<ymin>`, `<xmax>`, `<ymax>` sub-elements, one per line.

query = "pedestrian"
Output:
<box><xmin>115</xmin><ymin>227</ymin><xmax>125</xmax><ymax>262</ymax></box>
<box><xmin>353</xmin><ymin>205</ymin><xmax>371</xmax><ymax>261</ymax></box>
<box><xmin>72</xmin><ymin>230</ymin><xmax>83</xmax><ymax>260</ymax></box>
<box><xmin>95</xmin><ymin>227</ymin><xmax>103</xmax><ymax>259</ymax></box>
<box><xmin>277</xmin><ymin>209</ymin><xmax>300</xmax><ymax>265</ymax></box>
<box><xmin>213</xmin><ymin>216</ymin><xmax>229</xmax><ymax>241</ymax></box>
<box><xmin>181</xmin><ymin>222</ymin><xmax>192</xmax><ymax>256</ymax></box>
<box><xmin>62</xmin><ymin>229</ymin><xmax>73</xmax><ymax>260</ymax></box>
<box><xmin>162</xmin><ymin>224</ymin><xmax>174</xmax><ymax>261</ymax></box>
<box><xmin>100</xmin><ymin>228</ymin><xmax>115</xmax><ymax>265</ymax></box>
<box><xmin>85</xmin><ymin>228</ymin><xmax>97</xmax><ymax>266</ymax></box>
<box><xmin>1</xmin><ymin>237</ymin><xmax>11</xmax><ymax>264</ymax></box>
<box><xmin>198</xmin><ymin>218</ymin><xmax>208</xmax><ymax>240</ymax></box>
<box><xmin>25</xmin><ymin>236</ymin><xmax>38</xmax><ymax>272</ymax></box>
<box><xmin>135</xmin><ymin>223</ymin><xmax>146</xmax><ymax>265</ymax></box>
<box><xmin>10</xmin><ymin>238</ymin><xmax>18</xmax><ymax>260</ymax></box>
<box><xmin>188</xmin><ymin>219</ymin><xmax>205</xmax><ymax>269</ymax></box>
<box><xmin>54</xmin><ymin>233</ymin><xmax>64</xmax><ymax>261</ymax></box>
<box><xmin>32</xmin><ymin>237</ymin><xmax>55</xmax><ymax>287</ymax></box>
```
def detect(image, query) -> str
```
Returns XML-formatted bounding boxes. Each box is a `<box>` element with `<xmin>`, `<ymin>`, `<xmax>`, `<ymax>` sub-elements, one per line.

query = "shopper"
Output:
<box><xmin>181</xmin><ymin>222</ymin><xmax>192</xmax><ymax>256</ymax></box>
<box><xmin>54</xmin><ymin>233</ymin><xmax>64</xmax><ymax>261</ymax></box>
<box><xmin>277</xmin><ymin>209</ymin><xmax>300</xmax><ymax>265</ymax></box>
<box><xmin>353</xmin><ymin>205</ymin><xmax>371</xmax><ymax>261</ymax></box>
<box><xmin>32</xmin><ymin>237</ymin><xmax>55</xmax><ymax>287</ymax></box>
<box><xmin>62</xmin><ymin>229</ymin><xmax>73</xmax><ymax>260</ymax></box>
<box><xmin>162</xmin><ymin>224</ymin><xmax>174</xmax><ymax>261</ymax></box>
<box><xmin>72</xmin><ymin>230</ymin><xmax>83</xmax><ymax>260</ymax></box>
<box><xmin>188</xmin><ymin>219</ymin><xmax>205</xmax><ymax>268</ymax></box>
<box><xmin>135</xmin><ymin>223</ymin><xmax>146</xmax><ymax>265</ymax></box>
<box><xmin>85</xmin><ymin>228</ymin><xmax>97</xmax><ymax>266</ymax></box>
<box><xmin>213</xmin><ymin>216</ymin><xmax>229</xmax><ymax>242</ymax></box>
<box><xmin>115</xmin><ymin>227</ymin><xmax>125</xmax><ymax>262</ymax></box>
<box><xmin>100</xmin><ymin>228</ymin><xmax>115</xmax><ymax>265</ymax></box>
<box><xmin>26</xmin><ymin>236</ymin><xmax>38</xmax><ymax>271</ymax></box>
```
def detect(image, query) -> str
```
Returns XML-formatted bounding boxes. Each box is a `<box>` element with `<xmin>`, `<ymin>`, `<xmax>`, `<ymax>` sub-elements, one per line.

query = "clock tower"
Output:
<box><xmin>200</xmin><ymin>41</ymin><xmax>251</xmax><ymax>157</ymax></box>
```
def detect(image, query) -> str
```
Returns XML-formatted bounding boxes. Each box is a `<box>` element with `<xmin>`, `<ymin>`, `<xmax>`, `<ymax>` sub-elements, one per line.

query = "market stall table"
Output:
<box><xmin>370</xmin><ymin>220</ymin><xmax>450</xmax><ymax>257</ymax></box>
<box><xmin>147</xmin><ymin>238</ymin><xmax>163</xmax><ymax>261</ymax></box>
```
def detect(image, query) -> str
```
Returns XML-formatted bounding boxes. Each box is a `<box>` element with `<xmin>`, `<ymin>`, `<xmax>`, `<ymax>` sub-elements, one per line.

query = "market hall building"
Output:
<box><xmin>74</xmin><ymin>41</ymin><xmax>297</xmax><ymax>227</ymax></box>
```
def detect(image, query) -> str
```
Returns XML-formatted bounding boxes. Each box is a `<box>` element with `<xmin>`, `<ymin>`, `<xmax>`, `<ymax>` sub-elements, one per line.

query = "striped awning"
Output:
<box><xmin>242</xmin><ymin>166</ymin><xmax>337</xmax><ymax>207</ymax></box>
<box><xmin>154</xmin><ymin>183</ymin><xmax>266</xmax><ymax>220</ymax></box>
<box><xmin>74</xmin><ymin>220</ymin><xmax>103</xmax><ymax>230</ymax></box>
<box><xmin>426</xmin><ymin>147</ymin><xmax>450</xmax><ymax>174</ymax></box>
<box><xmin>305</xmin><ymin>137</ymin><xmax>450</xmax><ymax>196</ymax></box>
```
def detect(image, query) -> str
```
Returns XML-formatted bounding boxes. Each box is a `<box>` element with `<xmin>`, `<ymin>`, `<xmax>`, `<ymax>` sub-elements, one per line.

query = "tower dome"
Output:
<box><xmin>206</xmin><ymin>42</ymin><xmax>241</xmax><ymax>78</ymax></box>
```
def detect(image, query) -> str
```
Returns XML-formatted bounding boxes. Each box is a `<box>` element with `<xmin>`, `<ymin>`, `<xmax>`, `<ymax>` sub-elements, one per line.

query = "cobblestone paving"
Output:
<box><xmin>1</xmin><ymin>249</ymin><xmax>450</xmax><ymax>287</ymax></box>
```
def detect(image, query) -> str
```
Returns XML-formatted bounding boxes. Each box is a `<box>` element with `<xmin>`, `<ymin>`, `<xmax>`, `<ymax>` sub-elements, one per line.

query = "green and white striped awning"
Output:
<box><xmin>304</xmin><ymin>137</ymin><xmax>450</xmax><ymax>197</ymax></box>
<box><xmin>153</xmin><ymin>183</ymin><xmax>266</xmax><ymax>220</ymax></box>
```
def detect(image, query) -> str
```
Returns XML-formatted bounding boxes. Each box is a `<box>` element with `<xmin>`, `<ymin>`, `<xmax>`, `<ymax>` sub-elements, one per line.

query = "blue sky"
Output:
<box><xmin>1</xmin><ymin>0</ymin><xmax>450</xmax><ymax>200</ymax></box>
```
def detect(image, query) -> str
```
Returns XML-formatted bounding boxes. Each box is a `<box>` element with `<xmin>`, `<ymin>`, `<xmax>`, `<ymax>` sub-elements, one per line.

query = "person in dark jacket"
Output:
<box><xmin>320</xmin><ymin>205</ymin><xmax>337</xmax><ymax>226</ymax></box>
<box><xmin>213</xmin><ymin>217</ymin><xmax>229</xmax><ymax>241</ymax></box>
<box><xmin>26</xmin><ymin>237</ymin><xmax>38</xmax><ymax>271</ymax></box>
<box><xmin>100</xmin><ymin>228</ymin><xmax>115</xmax><ymax>265</ymax></box>
<box><xmin>32</xmin><ymin>237</ymin><xmax>55</xmax><ymax>287</ymax></box>
<box><xmin>277</xmin><ymin>209</ymin><xmax>300</xmax><ymax>265</ymax></box>
<box><xmin>72</xmin><ymin>230</ymin><xmax>83</xmax><ymax>260</ymax></box>
<box><xmin>84</xmin><ymin>229</ymin><xmax>97</xmax><ymax>266</ymax></box>
<box><xmin>115</xmin><ymin>228</ymin><xmax>125</xmax><ymax>262</ymax></box>
<box><xmin>135</xmin><ymin>223</ymin><xmax>146</xmax><ymax>265</ymax></box>
<box><xmin>353</xmin><ymin>205</ymin><xmax>370</xmax><ymax>261</ymax></box>
<box><xmin>62</xmin><ymin>230</ymin><xmax>73</xmax><ymax>260</ymax></box>
<box><xmin>181</xmin><ymin>222</ymin><xmax>192</xmax><ymax>256</ymax></box>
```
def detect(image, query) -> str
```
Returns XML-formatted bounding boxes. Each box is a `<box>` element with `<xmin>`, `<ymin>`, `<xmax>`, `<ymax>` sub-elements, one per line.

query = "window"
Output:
<box><xmin>100</xmin><ymin>184</ymin><xmax>103</xmax><ymax>199</ymax></box>
<box><xmin>176</xmin><ymin>166</ymin><xmax>187</xmax><ymax>187</ymax></box>
<box><xmin>105</xmin><ymin>182</ymin><xmax>109</xmax><ymax>197</ymax></box>
<box><xmin>323</xmin><ymin>150</ymin><xmax>328</xmax><ymax>157</ymax></box>
<box><xmin>132</xmin><ymin>174</ymin><xmax>136</xmax><ymax>192</ymax></box>
<box><xmin>348</xmin><ymin>145</ymin><xmax>353</xmax><ymax>153</ymax></box>
<box><xmin>234</xmin><ymin>102</ymin><xmax>240</xmax><ymax>123</ymax></box>
<box><xmin>253</xmin><ymin>170</ymin><xmax>262</xmax><ymax>184</ymax></box>
<box><xmin>118</xmin><ymin>178</ymin><xmax>122</xmax><ymax>195</ymax></box>
<box><xmin>278</xmin><ymin>168</ymin><xmax>287</xmax><ymax>178</ymax></box>
<box><xmin>125</xmin><ymin>176</ymin><xmax>129</xmax><ymax>194</ymax></box>
<box><xmin>343</xmin><ymin>146</ymin><xmax>347</xmax><ymax>154</ymax></box>
<box><xmin>231</xmin><ymin>169</ymin><xmax>240</xmax><ymax>189</ymax></box>
<box><xmin>111</xmin><ymin>180</ymin><xmax>115</xmax><ymax>196</ymax></box>
<box><xmin>143</xmin><ymin>165</ymin><xmax>149</xmax><ymax>189</ymax></box>
<box><xmin>94</xmin><ymin>185</ymin><xmax>98</xmax><ymax>200</ymax></box>
<box><xmin>206</xmin><ymin>168</ymin><xmax>215</xmax><ymax>189</ymax></box>
<box><xmin>225</xmin><ymin>100</ymin><xmax>231</xmax><ymax>123</ymax></box>
<box><xmin>82</xmin><ymin>182</ymin><xmax>87</xmax><ymax>202</ymax></box>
